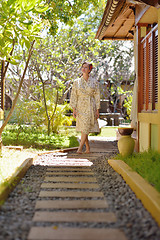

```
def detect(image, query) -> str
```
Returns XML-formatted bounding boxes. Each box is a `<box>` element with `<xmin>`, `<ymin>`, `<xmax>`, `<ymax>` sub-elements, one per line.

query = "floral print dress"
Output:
<box><xmin>70</xmin><ymin>76</ymin><xmax>100</xmax><ymax>134</ymax></box>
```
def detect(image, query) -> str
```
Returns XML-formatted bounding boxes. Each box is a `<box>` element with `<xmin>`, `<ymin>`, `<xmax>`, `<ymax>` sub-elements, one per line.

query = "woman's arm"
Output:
<box><xmin>95</xmin><ymin>81</ymin><xmax>100</xmax><ymax>119</ymax></box>
<box><xmin>96</xmin><ymin>109</ymin><xmax>99</xmax><ymax>119</ymax></box>
<box><xmin>70</xmin><ymin>81</ymin><xmax>78</xmax><ymax>115</ymax></box>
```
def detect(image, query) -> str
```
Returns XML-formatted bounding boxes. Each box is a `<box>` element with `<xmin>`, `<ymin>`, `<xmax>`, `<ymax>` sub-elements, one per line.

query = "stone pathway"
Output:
<box><xmin>28</xmin><ymin>145</ymin><xmax>128</xmax><ymax>240</ymax></box>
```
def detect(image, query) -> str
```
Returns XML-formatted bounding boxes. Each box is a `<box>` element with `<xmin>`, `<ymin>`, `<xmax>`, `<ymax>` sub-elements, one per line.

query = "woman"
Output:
<box><xmin>70</xmin><ymin>62</ymin><xmax>100</xmax><ymax>154</ymax></box>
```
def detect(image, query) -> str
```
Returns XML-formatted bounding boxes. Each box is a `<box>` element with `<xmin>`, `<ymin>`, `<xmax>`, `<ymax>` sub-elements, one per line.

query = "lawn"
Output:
<box><xmin>66</xmin><ymin>126</ymin><xmax>118</xmax><ymax>138</ymax></box>
<box><xmin>94</xmin><ymin>126</ymin><xmax>118</xmax><ymax>137</ymax></box>
<box><xmin>116</xmin><ymin>150</ymin><xmax>160</xmax><ymax>193</ymax></box>
<box><xmin>2</xmin><ymin>125</ymin><xmax>79</xmax><ymax>150</ymax></box>
<box><xmin>0</xmin><ymin>149</ymin><xmax>34</xmax><ymax>185</ymax></box>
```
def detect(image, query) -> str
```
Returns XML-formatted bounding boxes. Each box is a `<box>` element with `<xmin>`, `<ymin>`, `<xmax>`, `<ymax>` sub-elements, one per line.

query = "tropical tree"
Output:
<box><xmin>6</xmin><ymin>3</ymin><xmax>134</xmax><ymax>134</ymax></box>
<box><xmin>0</xmin><ymin>0</ymin><xmax>102</xmax><ymax>144</ymax></box>
<box><xmin>0</xmin><ymin>0</ymin><xmax>48</xmax><ymax>148</ymax></box>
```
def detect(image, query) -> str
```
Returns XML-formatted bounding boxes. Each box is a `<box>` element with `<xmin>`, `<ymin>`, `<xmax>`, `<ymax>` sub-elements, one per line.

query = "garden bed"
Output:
<box><xmin>108</xmin><ymin>150</ymin><xmax>160</xmax><ymax>227</ymax></box>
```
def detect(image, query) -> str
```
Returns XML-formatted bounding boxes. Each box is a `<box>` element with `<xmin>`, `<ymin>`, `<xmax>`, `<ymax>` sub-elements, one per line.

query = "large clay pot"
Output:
<box><xmin>118</xmin><ymin>128</ymin><xmax>135</xmax><ymax>157</ymax></box>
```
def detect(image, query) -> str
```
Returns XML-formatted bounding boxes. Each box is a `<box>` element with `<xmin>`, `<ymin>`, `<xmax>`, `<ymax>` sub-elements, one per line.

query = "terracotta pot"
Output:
<box><xmin>118</xmin><ymin>128</ymin><xmax>135</xmax><ymax>157</ymax></box>
<box><xmin>118</xmin><ymin>127</ymin><xmax>134</xmax><ymax>136</ymax></box>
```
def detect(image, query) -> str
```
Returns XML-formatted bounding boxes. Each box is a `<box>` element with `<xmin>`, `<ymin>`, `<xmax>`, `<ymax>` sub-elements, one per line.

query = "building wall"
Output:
<box><xmin>136</xmin><ymin>6</ymin><xmax>160</xmax><ymax>152</ymax></box>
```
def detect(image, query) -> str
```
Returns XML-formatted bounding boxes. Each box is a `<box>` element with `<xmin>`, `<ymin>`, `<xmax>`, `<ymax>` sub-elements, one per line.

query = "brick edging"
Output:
<box><xmin>0</xmin><ymin>157</ymin><xmax>34</xmax><ymax>206</ymax></box>
<box><xmin>108</xmin><ymin>159</ymin><xmax>160</xmax><ymax>227</ymax></box>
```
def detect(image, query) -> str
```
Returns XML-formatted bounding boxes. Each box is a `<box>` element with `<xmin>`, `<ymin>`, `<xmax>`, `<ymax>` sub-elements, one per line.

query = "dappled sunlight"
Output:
<box><xmin>33</xmin><ymin>152</ymin><xmax>93</xmax><ymax>167</ymax></box>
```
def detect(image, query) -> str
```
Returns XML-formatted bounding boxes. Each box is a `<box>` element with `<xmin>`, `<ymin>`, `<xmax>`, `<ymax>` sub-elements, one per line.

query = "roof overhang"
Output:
<box><xmin>133</xmin><ymin>0</ymin><xmax>160</xmax><ymax>8</ymax></box>
<box><xmin>95</xmin><ymin>0</ymin><xmax>160</xmax><ymax>41</ymax></box>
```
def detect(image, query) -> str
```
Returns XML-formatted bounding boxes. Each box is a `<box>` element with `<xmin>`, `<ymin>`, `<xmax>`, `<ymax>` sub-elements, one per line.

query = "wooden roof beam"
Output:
<box><xmin>112</xmin><ymin>11</ymin><xmax>134</xmax><ymax>38</ymax></box>
<box><xmin>102</xmin><ymin>37</ymin><xmax>133</xmax><ymax>40</ymax></box>
<box><xmin>126</xmin><ymin>0</ymin><xmax>160</xmax><ymax>8</ymax></box>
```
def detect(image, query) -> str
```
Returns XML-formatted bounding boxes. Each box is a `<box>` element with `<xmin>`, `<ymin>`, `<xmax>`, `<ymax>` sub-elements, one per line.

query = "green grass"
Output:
<box><xmin>2</xmin><ymin>125</ymin><xmax>79</xmax><ymax>150</ymax></box>
<box><xmin>115</xmin><ymin>150</ymin><xmax>160</xmax><ymax>193</ymax></box>
<box><xmin>0</xmin><ymin>149</ymin><xmax>33</xmax><ymax>185</ymax></box>
<box><xmin>93</xmin><ymin>126</ymin><xmax>118</xmax><ymax>137</ymax></box>
<box><xmin>65</xmin><ymin>126</ymin><xmax>118</xmax><ymax>138</ymax></box>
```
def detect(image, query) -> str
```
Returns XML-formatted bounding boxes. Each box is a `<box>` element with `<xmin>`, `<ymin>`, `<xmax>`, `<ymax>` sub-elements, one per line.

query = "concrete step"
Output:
<box><xmin>32</xmin><ymin>211</ymin><xmax>117</xmax><ymax>223</ymax></box>
<box><xmin>44</xmin><ymin>176</ymin><xmax>97</xmax><ymax>183</ymax></box>
<box><xmin>35</xmin><ymin>199</ymin><xmax>108</xmax><ymax>209</ymax></box>
<box><xmin>28</xmin><ymin>227</ymin><xmax>127</xmax><ymax>240</ymax></box>
<box><xmin>39</xmin><ymin>190</ymin><xmax>104</xmax><ymax>198</ymax></box>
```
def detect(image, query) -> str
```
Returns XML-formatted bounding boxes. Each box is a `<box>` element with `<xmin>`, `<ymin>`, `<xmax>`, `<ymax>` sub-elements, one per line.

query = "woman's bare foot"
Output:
<box><xmin>77</xmin><ymin>149</ymin><xmax>82</xmax><ymax>154</ymax></box>
<box><xmin>84</xmin><ymin>151</ymin><xmax>90</xmax><ymax>154</ymax></box>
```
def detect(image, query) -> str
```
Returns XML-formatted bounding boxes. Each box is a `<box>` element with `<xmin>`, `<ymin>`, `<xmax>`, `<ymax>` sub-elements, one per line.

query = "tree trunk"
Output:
<box><xmin>0</xmin><ymin>40</ymin><xmax>35</xmax><ymax>150</ymax></box>
<box><xmin>48</xmin><ymin>119</ymin><xmax>51</xmax><ymax>136</ymax></box>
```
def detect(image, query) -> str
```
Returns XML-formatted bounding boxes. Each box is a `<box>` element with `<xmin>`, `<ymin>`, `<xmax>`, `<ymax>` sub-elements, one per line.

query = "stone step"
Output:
<box><xmin>35</xmin><ymin>199</ymin><xmax>108</xmax><ymax>209</ymax></box>
<box><xmin>47</xmin><ymin>167</ymin><xmax>92</xmax><ymax>172</ymax></box>
<box><xmin>41</xmin><ymin>182</ymin><xmax>99</xmax><ymax>189</ymax></box>
<box><xmin>28</xmin><ymin>227</ymin><xmax>127</xmax><ymax>240</ymax></box>
<box><xmin>66</xmin><ymin>156</ymin><xmax>100</xmax><ymax>159</ymax></box>
<box><xmin>33</xmin><ymin>211</ymin><xmax>117</xmax><ymax>223</ymax></box>
<box><xmin>45</xmin><ymin>162</ymin><xmax>93</xmax><ymax>167</ymax></box>
<box><xmin>39</xmin><ymin>190</ymin><xmax>104</xmax><ymax>198</ymax></box>
<box><xmin>69</xmin><ymin>153</ymin><xmax>103</xmax><ymax>156</ymax></box>
<box><xmin>44</xmin><ymin>176</ymin><xmax>97</xmax><ymax>183</ymax></box>
<box><xmin>46</xmin><ymin>171</ymin><xmax>94</xmax><ymax>176</ymax></box>
<box><xmin>46</xmin><ymin>158</ymin><xmax>92</xmax><ymax>162</ymax></box>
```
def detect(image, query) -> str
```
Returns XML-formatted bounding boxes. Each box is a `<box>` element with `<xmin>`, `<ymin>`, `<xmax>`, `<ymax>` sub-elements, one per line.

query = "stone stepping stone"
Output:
<box><xmin>46</xmin><ymin>171</ymin><xmax>94</xmax><ymax>176</ymax></box>
<box><xmin>33</xmin><ymin>211</ymin><xmax>117</xmax><ymax>223</ymax></box>
<box><xmin>39</xmin><ymin>191</ymin><xmax>104</xmax><ymax>198</ymax></box>
<box><xmin>91</xmin><ymin>148</ymin><xmax>115</xmax><ymax>153</ymax></box>
<box><xmin>46</xmin><ymin>163</ymin><xmax>93</xmax><ymax>167</ymax></box>
<box><xmin>47</xmin><ymin>158</ymin><xmax>92</xmax><ymax>162</ymax></box>
<box><xmin>47</xmin><ymin>167</ymin><xmax>92</xmax><ymax>172</ymax></box>
<box><xmin>35</xmin><ymin>199</ymin><xmax>108</xmax><ymax>209</ymax></box>
<box><xmin>28</xmin><ymin>227</ymin><xmax>127</xmax><ymax>240</ymax></box>
<box><xmin>44</xmin><ymin>176</ymin><xmax>97</xmax><ymax>183</ymax></box>
<box><xmin>67</xmin><ymin>156</ymin><xmax>100</xmax><ymax>159</ymax></box>
<box><xmin>69</xmin><ymin>153</ymin><xmax>102</xmax><ymax>156</ymax></box>
<box><xmin>41</xmin><ymin>183</ymin><xmax>99</xmax><ymax>189</ymax></box>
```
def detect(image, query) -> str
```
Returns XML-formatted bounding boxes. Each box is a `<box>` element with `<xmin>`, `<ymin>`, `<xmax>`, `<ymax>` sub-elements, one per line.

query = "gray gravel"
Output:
<box><xmin>91</xmin><ymin>152</ymin><xmax>160</xmax><ymax>240</ymax></box>
<box><xmin>0</xmin><ymin>142</ymin><xmax>160</xmax><ymax>240</ymax></box>
<box><xmin>0</xmin><ymin>165</ymin><xmax>47</xmax><ymax>240</ymax></box>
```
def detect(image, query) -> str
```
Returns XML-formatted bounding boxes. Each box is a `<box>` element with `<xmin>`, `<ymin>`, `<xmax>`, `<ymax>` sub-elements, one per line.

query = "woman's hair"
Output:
<box><xmin>82</xmin><ymin>62</ymin><xmax>93</xmax><ymax>73</ymax></box>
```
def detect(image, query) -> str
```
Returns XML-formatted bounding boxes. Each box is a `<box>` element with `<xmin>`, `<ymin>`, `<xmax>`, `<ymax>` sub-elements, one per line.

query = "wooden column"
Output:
<box><xmin>137</xmin><ymin>25</ymin><xmax>142</xmax><ymax>113</ymax></box>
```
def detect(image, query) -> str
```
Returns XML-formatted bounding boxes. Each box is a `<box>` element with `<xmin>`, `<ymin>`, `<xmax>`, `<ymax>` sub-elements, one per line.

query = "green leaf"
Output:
<box><xmin>21</xmin><ymin>20</ymin><xmax>33</xmax><ymax>25</ymax></box>
<box><xmin>7</xmin><ymin>0</ymin><xmax>17</xmax><ymax>7</ymax></box>
<box><xmin>24</xmin><ymin>38</ymin><xmax>31</xmax><ymax>49</ymax></box>
<box><xmin>34</xmin><ymin>5</ymin><xmax>48</xmax><ymax>13</ymax></box>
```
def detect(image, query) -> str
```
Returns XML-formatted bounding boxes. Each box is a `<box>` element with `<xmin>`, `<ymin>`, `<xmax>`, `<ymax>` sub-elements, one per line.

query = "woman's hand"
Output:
<box><xmin>73</xmin><ymin>108</ymin><xmax>77</xmax><ymax>118</ymax></box>
<box><xmin>96</xmin><ymin>109</ymin><xmax>99</xmax><ymax>119</ymax></box>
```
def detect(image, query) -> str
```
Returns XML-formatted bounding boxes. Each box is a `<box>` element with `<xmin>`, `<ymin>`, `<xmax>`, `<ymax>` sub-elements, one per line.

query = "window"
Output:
<box><xmin>140</xmin><ymin>25</ymin><xmax>158</xmax><ymax>112</ymax></box>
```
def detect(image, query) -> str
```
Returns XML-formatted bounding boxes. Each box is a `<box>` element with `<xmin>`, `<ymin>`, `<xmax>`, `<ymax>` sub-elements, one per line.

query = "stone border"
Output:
<box><xmin>0</xmin><ymin>157</ymin><xmax>34</xmax><ymax>206</ymax></box>
<box><xmin>108</xmin><ymin>159</ymin><xmax>160</xmax><ymax>227</ymax></box>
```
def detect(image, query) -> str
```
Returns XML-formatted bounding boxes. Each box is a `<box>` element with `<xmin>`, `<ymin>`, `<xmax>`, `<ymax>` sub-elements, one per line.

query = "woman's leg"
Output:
<box><xmin>85</xmin><ymin>135</ymin><xmax>90</xmax><ymax>153</ymax></box>
<box><xmin>77</xmin><ymin>132</ymin><xmax>87</xmax><ymax>153</ymax></box>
